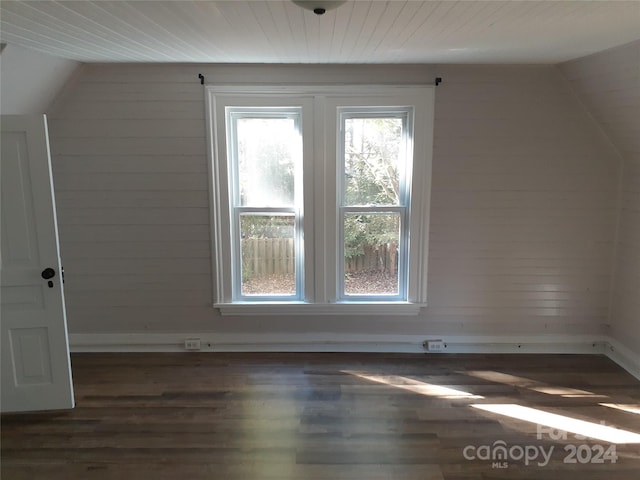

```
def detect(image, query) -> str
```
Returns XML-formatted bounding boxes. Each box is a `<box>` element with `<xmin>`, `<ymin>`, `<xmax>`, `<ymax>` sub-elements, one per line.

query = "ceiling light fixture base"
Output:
<box><xmin>292</xmin><ymin>1</ymin><xmax>347</xmax><ymax>15</ymax></box>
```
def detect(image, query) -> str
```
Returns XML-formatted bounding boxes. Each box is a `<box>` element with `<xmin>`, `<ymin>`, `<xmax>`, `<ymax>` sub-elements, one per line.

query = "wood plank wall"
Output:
<box><xmin>48</xmin><ymin>63</ymin><xmax>619</xmax><ymax>338</ymax></box>
<box><xmin>560</xmin><ymin>41</ymin><xmax>640</xmax><ymax>356</ymax></box>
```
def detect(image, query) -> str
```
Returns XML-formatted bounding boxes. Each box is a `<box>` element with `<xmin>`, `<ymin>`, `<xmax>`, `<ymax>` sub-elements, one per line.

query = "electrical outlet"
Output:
<box><xmin>184</xmin><ymin>338</ymin><xmax>201</xmax><ymax>350</ymax></box>
<box><xmin>423</xmin><ymin>340</ymin><xmax>445</xmax><ymax>352</ymax></box>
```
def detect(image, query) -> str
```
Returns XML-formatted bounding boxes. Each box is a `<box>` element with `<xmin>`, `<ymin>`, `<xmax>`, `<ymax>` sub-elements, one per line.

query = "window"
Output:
<box><xmin>338</xmin><ymin>108</ymin><xmax>412</xmax><ymax>301</ymax></box>
<box><xmin>226</xmin><ymin>108</ymin><xmax>304</xmax><ymax>301</ymax></box>
<box><xmin>206</xmin><ymin>86</ymin><xmax>434</xmax><ymax>315</ymax></box>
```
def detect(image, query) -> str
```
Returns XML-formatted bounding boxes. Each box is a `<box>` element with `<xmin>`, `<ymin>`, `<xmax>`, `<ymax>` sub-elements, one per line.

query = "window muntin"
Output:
<box><xmin>226</xmin><ymin>108</ymin><xmax>304</xmax><ymax>301</ymax></box>
<box><xmin>338</xmin><ymin>108</ymin><xmax>412</xmax><ymax>301</ymax></box>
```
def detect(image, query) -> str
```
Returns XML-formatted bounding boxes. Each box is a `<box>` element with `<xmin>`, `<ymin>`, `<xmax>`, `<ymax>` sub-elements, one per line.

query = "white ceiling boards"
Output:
<box><xmin>1</xmin><ymin>1</ymin><xmax>639</xmax><ymax>64</ymax></box>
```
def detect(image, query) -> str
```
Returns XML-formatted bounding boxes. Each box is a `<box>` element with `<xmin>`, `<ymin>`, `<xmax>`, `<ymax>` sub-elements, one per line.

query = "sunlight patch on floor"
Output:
<box><xmin>600</xmin><ymin>403</ymin><xmax>640</xmax><ymax>415</ymax></box>
<box><xmin>472</xmin><ymin>404</ymin><xmax>640</xmax><ymax>444</ymax></box>
<box><xmin>463</xmin><ymin>370</ymin><xmax>603</xmax><ymax>397</ymax></box>
<box><xmin>345</xmin><ymin>371</ymin><xmax>484</xmax><ymax>399</ymax></box>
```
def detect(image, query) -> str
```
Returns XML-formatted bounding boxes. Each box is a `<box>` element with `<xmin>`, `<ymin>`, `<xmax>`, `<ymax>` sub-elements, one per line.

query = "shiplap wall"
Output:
<box><xmin>560</xmin><ymin>41</ymin><xmax>640</xmax><ymax>357</ymax></box>
<box><xmin>48</xmin><ymin>63</ymin><xmax>619</xmax><ymax>338</ymax></box>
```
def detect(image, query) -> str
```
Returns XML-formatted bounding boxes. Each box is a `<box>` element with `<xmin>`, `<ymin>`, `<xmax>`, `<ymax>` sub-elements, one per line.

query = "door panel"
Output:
<box><xmin>1</xmin><ymin>115</ymin><xmax>74</xmax><ymax>412</ymax></box>
<box><xmin>1</xmin><ymin>132</ymin><xmax>40</xmax><ymax>267</ymax></box>
<box><xmin>9</xmin><ymin>327</ymin><xmax>53</xmax><ymax>385</ymax></box>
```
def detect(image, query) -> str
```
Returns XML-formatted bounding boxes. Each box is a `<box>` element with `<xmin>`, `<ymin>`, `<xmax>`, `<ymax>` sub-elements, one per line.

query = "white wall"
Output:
<box><xmin>0</xmin><ymin>44</ymin><xmax>79</xmax><ymax>114</ymax></box>
<box><xmin>48</xmin><ymin>63</ymin><xmax>619</xmax><ymax>341</ymax></box>
<box><xmin>560</xmin><ymin>41</ymin><xmax>640</xmax><ymax>358</ymax></box>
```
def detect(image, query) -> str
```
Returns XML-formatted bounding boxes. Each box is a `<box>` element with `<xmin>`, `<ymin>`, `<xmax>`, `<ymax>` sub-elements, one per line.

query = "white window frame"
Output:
<box><xmin>205</xmin><ymin>85</ymin><xmax>434</xmax><ymax>316</ymax></box>
<box><xmin>337</xmin><ymin>107</ymin><xmax>413</xmax><ymax>302</ymax></box>
<box><xmin>226</xmin><ymin>107</ymin><xmax>305</xmax><ymax>302</ymax></box>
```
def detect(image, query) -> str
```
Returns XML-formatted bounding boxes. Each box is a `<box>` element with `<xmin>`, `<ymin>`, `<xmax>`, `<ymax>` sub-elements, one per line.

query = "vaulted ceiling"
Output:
<box><xmin>1</xmin><ymin>1</ymin><xmax>639</xmax><ymax>64</ymax></box>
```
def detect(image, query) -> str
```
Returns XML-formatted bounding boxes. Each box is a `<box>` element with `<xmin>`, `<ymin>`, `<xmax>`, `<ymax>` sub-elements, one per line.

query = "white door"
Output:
<box><xmin>1</xmin><ymin>114</ymin><xmax>74</xmax><ymax>412</ymax></box>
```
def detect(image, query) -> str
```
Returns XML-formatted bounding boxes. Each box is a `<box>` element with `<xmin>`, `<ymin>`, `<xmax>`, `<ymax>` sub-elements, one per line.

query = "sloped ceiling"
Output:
<box><xmin>0</xmin><ymin>43</ymin><xmax>79</xmax><ymax>114</ymax></box>
<box><xmin>1</xmin><ymin>1</ymin><xmax>639</xmax><ymax>64</ymax></box>
<box><xmin>560</xmin><ymin>41</ymin><xmax>640</xmax><ymax>157</ymax></box>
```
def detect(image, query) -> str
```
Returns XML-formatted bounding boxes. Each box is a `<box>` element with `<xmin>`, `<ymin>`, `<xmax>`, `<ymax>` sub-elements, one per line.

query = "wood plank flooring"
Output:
<box><xmin>2</xmin><ymin>353</ymin><xmax>640</xmax><ymax>479</ymax></box>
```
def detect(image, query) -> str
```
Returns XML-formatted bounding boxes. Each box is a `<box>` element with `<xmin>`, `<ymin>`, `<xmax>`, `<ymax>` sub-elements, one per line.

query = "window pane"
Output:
<box><xmin>240</xmin><ymin>214</ymin><xmax>296</xmax><ymax>296</ymax></box>
<box><xmin>236</xmin><ymin>117</ymin><xmax>299</xmax><ymax>207</ymax></box>
<box><xmin>343</xmin><ymin>213</ymin><xmax>400</xmax><ymax>296</ymax></box>
<box><xmin>343</xmin><ymin>117</ymin><xmax>403</xmax><ymax>206</ymax></box>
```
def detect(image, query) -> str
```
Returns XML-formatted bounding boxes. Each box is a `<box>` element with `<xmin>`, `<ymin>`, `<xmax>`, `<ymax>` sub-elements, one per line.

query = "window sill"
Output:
<box><xmin>214</xmin><ymin>302</ymin><xmax>424</xmax><ymax>316</ymax></box>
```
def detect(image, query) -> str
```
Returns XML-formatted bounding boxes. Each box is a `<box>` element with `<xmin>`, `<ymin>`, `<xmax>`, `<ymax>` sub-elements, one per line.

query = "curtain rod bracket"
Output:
<box><xmin>435</xmin><ymin>77</ymin><xmax>442</xmax><ymax>86</ymax></box>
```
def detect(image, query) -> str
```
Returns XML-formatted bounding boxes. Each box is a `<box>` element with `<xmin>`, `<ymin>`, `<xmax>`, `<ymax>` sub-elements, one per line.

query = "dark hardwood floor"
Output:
<box><xmin>2</xmin><ymin>353</ymin><xmax>640</xmax><ymax>479</ymax></box>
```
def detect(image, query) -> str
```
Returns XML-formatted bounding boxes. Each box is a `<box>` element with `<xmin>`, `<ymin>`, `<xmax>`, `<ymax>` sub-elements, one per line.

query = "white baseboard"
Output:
<box><xmin>69</xmin><ymin>332</ymin><xmax>640</xmax><ymax>381</ymax></box>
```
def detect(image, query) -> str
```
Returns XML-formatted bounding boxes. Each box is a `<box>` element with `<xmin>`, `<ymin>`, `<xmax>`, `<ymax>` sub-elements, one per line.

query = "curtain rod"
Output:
<box><xmin>198</xmin><ymin>73</ymin><xmax>442</xmax><ymax>86</ymax></box>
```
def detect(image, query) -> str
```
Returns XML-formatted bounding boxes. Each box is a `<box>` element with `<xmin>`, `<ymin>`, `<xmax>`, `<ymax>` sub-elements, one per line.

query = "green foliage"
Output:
<box><xmin>343</xmin><ymin>117</ymin><xmax>403</xmax><ymax>258</ymax></box>
<box><xmin>344</xmin><ymin>214</ymin><xmax>399</xmax><ymax>259</ymax></box>
<box><xmin>241</xmin><ymin>215</ymin><xmax>294</xmax><ymax>239</ymax></box>
<box><xmin>344</xmin><ymin>117</ymin><xmax>402</xmax><ymax>206</ymax></box>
